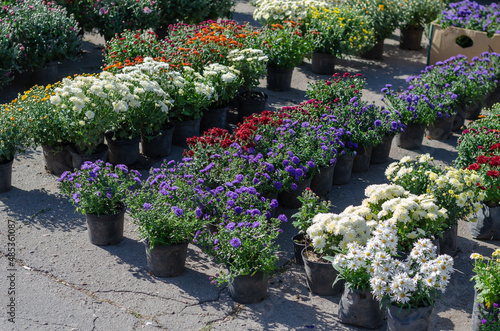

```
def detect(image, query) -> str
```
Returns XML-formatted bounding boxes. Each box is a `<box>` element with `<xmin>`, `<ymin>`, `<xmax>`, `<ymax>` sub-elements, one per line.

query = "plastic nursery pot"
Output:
<box><xmin>302</xmin><ymin>247</ymin><xmax>344</xmax><ymax>296</ymax></box>
<box><xmin>387</xmin><ymin>304</ymin><xmax>433</xmax><ymax>331</ymax></box>
<box><xmin>439</xmin><ymin>223</ymin><xmax>458</xmax><ymax>256</ymax></box>
<box><xmin>278</xmin><ymin>177</ymin><xmax>312</xmax><ymax>209</ymax></box>
<box><xmin>31</xmin><ymin>61</ymin><xmax>59</xmax><ymax>86</ymax></box>
<box><xmin>465</xmin><ymin>101</ymin><xmax>482</xmax><ymax>120</ymax></box>
<box><xmin>452</xmin><ymin>104</ymin><xmax>467</xmax><ymax>132</ymax></box>
<box><xmin>292</xmin><ymin>233</ymin><xmax>306</xmax><ymax>266</ymax></box>
<box><xmin>370</xmin><ymin>135</ymin><xmax>394</xmax><ymax>164</ymax></box>
<box><xmin>470</xmin><ymin>204</ymin><xmax>500</xmax><ymax>240</ymax></box>
<box><xmin>145</xmin><ymin>241</ymin><xmax>189</xmax><ymax>278</ymax></box>
<box><xmin>68</xmin><ymin>144</ymin><xmax>109</xmax><ymax>170</ymax></box>
<box><xmin>352</xmin><ymin>145</ymin><xmax>373</xmax><ymax>173</ymax></box>
<box><xmin>332</xmin><ymin>153</ymin><xmax>355</xmax><ymax>185</ymax></box>
<box><xmin>426</xmin><ymin>116</ymin><xmax>453</xmax><ymax>141</ymax></box>
<box><xmin>236</xmin><ymin>91</ymin><xmax>268</xmax><ymax>122</ymax></box>
<box><xmin>395</xmin><ymin>122</ymin><xmax>425</xmax><ymax>150</ymax></box>
<box><xmin>310</xmin><ymin>163</ymin><xmax>336</xmax><ymax>196</ymax></box>
<box><xmin>338</xmin><ymin>286</ymin><xmax>385</xmax><ymax>329</ymax></box>
<box><xmin>266</xmin><ymin>66</ymin><xmax>293</xmax><ymax>91</ymax></box>
<box><xmin>228</xmin><ymin>271</ymin><xmax>268</xmax><ymax>304</ymax></box>
<box><xmin>140</xmin><ymin>123</ymin><xmax>175</xmax><ymax>159</ymax></box>
<box><xmin>200</xmin><ymin>105</ymin><xmax>228</xmax><ymax>133</ymax></box>
<box><xmin>85</xmin><ymin>205</ymin><xmax>126</xmax><ymax>246</ymax></box>
<box><xmin>0</xmin><ymin>158</ymin><xmax>14</xmax><ymax>194</ymax></box>
<box><xmin>105</xmin><ymin>134</ymin><xmax>141</xmax><ymax>166</ymax></box>
<box><xmin>311</xmin><ymin>52</ymin><xmax>336</xmax><ymax>75</ymax></box>
<box><xmin>400</xmin><ymin>28</ymin><xmax>424</xmax><ymax>50</ymax></box>
<box><xmin>360</xmin><ymin>39</ymin><xmax>385</xmax><ymax>60</ymax></box>
<box><xmin>172</xmin><ymin>118</ymin><xmax>202</xmax><ymax>147</ymax></box>
<box><xmin>42</xmin><ymin>145</ymin><xmax>73</xmax><ymax>176</ymax></box>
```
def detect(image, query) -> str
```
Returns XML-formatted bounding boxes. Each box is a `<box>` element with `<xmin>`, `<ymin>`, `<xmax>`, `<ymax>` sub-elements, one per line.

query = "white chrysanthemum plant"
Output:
<box><xmin>305</xmin><ymin>210</ymin><xmax>373</xmax><ymax>259</ymax></box>
<box><xmin>369</xmin><ymin>230</ymin><xmax>454</xmax><ymax>309</ymax></box>
<box><xmin>252</xmin><ymin>0</ymin><xmax>343</xmax><ymax>25</ymax></box>
<box><xmin>385</xmin><ymin>154</ymin><xmax>485</xmax><ymax>229</ymax></box>
<box><xmin>361</xmin><ymin>184</ymin><xmax>448</xmax><ymax>253</ymax></box>
<box><xmin>227</xmin><ymin>48</ymin><xmax>268</xmax><ymax>95</ymax></box>
<box><xmin>122</xmin><ymin>57</ymin><xmax>215</xmax><ymax>122</ymax></box>
<box><xmin>50</xmin><ymin>71</ymin><xmax>171</xmax><ymax>154</ymax></box>
<box><xmin>201</xmin><ymin>63</ymin><xmax>242</xmax><ymax>108</ymax></box>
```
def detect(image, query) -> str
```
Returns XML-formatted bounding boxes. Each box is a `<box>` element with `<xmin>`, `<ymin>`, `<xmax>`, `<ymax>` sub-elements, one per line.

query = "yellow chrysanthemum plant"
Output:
<box><xmin>470</xmin><ymin>249</ymin><xmax>500</xmax><ymax>327</ymax></box>
<box><xmin>308</xmin><ymin>5</ymin><xmax>376</xmax><ymax>56</ymax></box>
<box><xmin>346</xmin><ymin>0</ymin><xmax>400</xmax><ymax>41</ymax></box>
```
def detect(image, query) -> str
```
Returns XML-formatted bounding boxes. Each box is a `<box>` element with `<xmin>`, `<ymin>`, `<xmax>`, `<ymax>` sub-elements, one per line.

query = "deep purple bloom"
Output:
<box><xmin>195</xmin><ymin>207</ymin><xmax>203</xmax><ymax>218</ymax></box>
<box><xmin>270</xmin><ymin>199</ymin><xmax>278</xmax><ymax>209</ymax></box>
<box><xmin>234</xmin><ymin>206</ymin><xmax>243</xmax><ymax>214</ymax></box>
<box><xmin>481</xmin><ymin>319</ymin><xmax>487</xmax><ymax>324</ymax></box>
<box><xmin>172</xmin><ymin>206</ymin><xmax>183</xmax><ymax>217</ymax></box>
<box><xmin>226</xmin><ymin>222</ymin><xmax>236</xmax><ymax>230</ymax></box>
<box><xmin>227</xmin><ymin>199</ymin><xmax>235</xmax><ymax>207</ymax></box>
<box><xmin>252</xmin><ymin>221</ymin><xmax>260</xmax><ymax>228</ymax></box>
<box><xmin>291</xmin><ymin>183</ymin><xmax>297</xmax><ymax>190</ymax></box>
<box><xmin>291</xmin><ymin>156</ymin><xmax>300</xmax><ymax>165</ymax></box>
<box><xmin>106</xmin><ymin>189</ymin><xmax>112</xmax><ymax>199</ymax></box>
<box><xmin>72</xmin><ymin>192</ymin><xmax>80</xmax><ymax>204</ymax></box>
<box><xmin>374</xmin><ymin>119</ymin><xmax>382</xmax><ymax>127</ymax></box>
<box><xmin>230</xmin><ymin>237</ymin><xmax>241</xmax><ymax>248</ymax></box>
<box><xmin>251</xmin><ymin>209</ymin><xmax>262</xmax><ymax>216</ymax></box>
<box><xmin>278</xmin><ymin>214</ymin><xmax>288</xmax><ymax>222</ymax></box>
<box><xmin>274</xmin><ymin>181</ymin><xmax>282</xmax><ymax>190</ymax></box>
<box><xmin>307</xmin><ymin>160</ymin><xmax>315</xmax><ymax>169</ymax></box>
<box><xmin>58</xmin><ymin>171</ymin><xmax>71</xmax><ymax>182</ymax></box>
<box><xmin>143</xmin><ymin>203</ymin><xmax>152</xmax><ymax>210</ymax></box>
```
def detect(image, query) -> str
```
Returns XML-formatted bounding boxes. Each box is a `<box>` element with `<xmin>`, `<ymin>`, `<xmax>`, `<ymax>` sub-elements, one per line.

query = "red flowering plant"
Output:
<box><xmin>102</xmin><ymin>30</ymin><xmax>166</xmax><ymax>70</ymax></box>
<box><xmin>306</xmin><ymin>72</ymin><xmax>365</xmax><ymax>107</ymax></box>
<box><xmin>455</xmin><ymin>115</ymin><xmax>500</xmax><ymax>168</ymax></box>
<box><xmin>467</xmin><ymin>144</ymin><xmax>500</xmax><ymax>207</ymax></box>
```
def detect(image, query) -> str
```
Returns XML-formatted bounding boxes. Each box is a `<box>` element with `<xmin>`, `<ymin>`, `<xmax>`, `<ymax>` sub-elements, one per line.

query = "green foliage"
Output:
<box><xmin>292</xmin><ymin>188</ymin><xmax>331</xmax><ymax>234</ymax></box>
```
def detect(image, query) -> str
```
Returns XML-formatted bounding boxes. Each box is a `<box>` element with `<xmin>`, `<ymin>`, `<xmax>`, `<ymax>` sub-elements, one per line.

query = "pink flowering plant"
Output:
<box><xmin>58</xmin><ymin>160</ymin><xmax>140</xmax><ymax>216</ymax></box>
<box><xmin>455</xmin><ymin>117</ymin><xmax>500</xmax><ymax>168</ymax></box>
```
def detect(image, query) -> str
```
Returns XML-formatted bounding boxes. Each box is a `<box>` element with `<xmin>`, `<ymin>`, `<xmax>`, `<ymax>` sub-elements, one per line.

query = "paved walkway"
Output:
<box><xmin>1</xmin><ymin>1</ymin><xmax>499</xmax><ymax>330</ymax></box>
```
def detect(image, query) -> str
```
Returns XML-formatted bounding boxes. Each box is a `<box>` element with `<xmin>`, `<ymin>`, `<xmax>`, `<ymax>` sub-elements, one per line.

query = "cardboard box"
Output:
<box><xmin>427</xmin><ymin>21</ymin><xmax>500</xmax><ymax>65</ymax></box>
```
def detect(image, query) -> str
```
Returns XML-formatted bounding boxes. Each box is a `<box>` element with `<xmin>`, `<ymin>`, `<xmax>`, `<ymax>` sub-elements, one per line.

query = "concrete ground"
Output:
<box><xmin>1</xmin><ymin>1</ymin><xmax>499</xmax><ymax>330</ymax></box>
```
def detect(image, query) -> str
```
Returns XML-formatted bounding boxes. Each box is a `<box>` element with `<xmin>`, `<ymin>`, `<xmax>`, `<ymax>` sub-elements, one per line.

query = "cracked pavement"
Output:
<box><xmin>1</xmin><ymin>1</ymin><xmax>500</xmax><ymax>330</ymax></box>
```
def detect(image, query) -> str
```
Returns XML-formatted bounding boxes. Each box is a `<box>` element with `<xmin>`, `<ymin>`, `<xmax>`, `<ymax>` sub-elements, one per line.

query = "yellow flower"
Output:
<box><xmin>470</xmin><ymin>253</ymin><xmax>483</xmax><ymax>260</ymax></box>
<box><xmin>378</xmin><ymin>4</ymin><xmax>384</xmax><ymax>10</ymax></box>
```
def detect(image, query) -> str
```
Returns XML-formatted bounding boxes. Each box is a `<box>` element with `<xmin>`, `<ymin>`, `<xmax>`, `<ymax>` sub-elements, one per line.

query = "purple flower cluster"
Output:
<box><xmin>439</xmin><ymin>0</ymin><xmax>500</xmax><ymax>36</ymax></box>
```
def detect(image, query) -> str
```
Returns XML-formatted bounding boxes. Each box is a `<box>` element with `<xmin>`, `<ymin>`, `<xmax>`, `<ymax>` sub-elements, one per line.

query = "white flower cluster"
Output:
<box><xmin>253</xmin><ymin>0</ymin><xmax>342</xmax><ymax>23</ymax></box>
<box><xmin>228</xmin><ymin>48</ymin><xmax>268</xmax><ymax>64</ymax></box>
<box><xmin>202</xmin><ymin>63</ymin><xmax>241</xmax><ymax>105</ymax></box>
<box><xmin>362</xmin><ymin>184</ymin><xmax>447</xmax><ymax>241</ymax></box>
<box><xmin>385</xmin><ymin>154</ymin><xmax>434</xmax><ymax>181</ymax></box>
<box><xmin>370</xmin><ymin>236</ymin><xmax>454</xmax><ymax>304</ymax></box>
<box><xmin>306</xmin><ymin>210</ymin><xmax>372</xmax><ymax>254</ymax></box>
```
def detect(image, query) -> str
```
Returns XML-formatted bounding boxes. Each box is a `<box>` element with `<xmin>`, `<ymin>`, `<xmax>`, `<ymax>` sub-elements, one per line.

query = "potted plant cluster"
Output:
<box><xmin>58</xmin><ymin>161</ymin><xmax>140</xmax><ymax>245</ymax></box>
<box><xmin>0</xmin><ymin>0</ymin><xmax>82</xmax><ymax>86</ymax></box>
<box><xmin>470</xmin><ymin>249</ymin><xmax>500</xmax><ymax>331</ymax></box>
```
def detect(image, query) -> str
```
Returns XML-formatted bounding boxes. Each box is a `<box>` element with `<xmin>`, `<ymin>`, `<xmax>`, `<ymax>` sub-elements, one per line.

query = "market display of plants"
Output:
<box><xmin>1</xmin><ymin>0</ymin><xmax>500</xmax><ymax>326</ymax></box>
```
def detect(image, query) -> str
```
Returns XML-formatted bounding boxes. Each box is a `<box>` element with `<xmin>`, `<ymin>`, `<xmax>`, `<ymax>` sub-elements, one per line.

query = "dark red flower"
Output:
<box><xmin>486</xmin><ymin>170</ymin><xmax>500</xmax><ymax>178</ymax></box>
<box><xmin>468</xmin><ymin>163</ymin><xmax>481</xmax><ymax>171</ymax></box>
<box><xmin>477</xmin><ymin>155</ymin><xmax>489</xmax><ymax>164</ymax></box>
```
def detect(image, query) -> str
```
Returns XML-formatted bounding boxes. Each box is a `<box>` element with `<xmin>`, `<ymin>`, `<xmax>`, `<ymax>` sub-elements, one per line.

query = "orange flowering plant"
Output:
<box><xmin>257</xmin><ymin>20</ymin><xmax>318</xmax><ymax>69</ymax></box>
<box><xmin>347</xmin><ymin>0</ymin><xmax>400</xmax><ymax>41</ymax></box>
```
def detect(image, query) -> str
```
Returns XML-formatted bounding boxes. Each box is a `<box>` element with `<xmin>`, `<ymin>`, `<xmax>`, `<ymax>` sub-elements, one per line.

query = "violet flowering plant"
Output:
<box><xmin>125</xmin><ymin>160</ymin><xmax>206</xmax><ymax>249</ymax></box>
<box><xmin>437</xmin><ymin>0</ymin><xmax>500</xmax><ymax>37</ymax></box>
<box><xmin>58</xmin><ymin>160</ymin><xmax>140</xmax><ymax>216</ymax></box>
<box><xmin>196</xmin><ymin>205</ymin><xmax>287</xmax><ymax>285</ymax></box>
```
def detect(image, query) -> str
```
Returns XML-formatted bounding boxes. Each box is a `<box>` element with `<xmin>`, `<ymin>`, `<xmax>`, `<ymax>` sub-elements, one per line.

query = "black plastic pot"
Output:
<box><xmin>426</xmin><ymin>116</ymin><xmax>453</xmax><ymax>141</ymax></box>
<box><xmin>352</xmin><ymin>145</ymin><xmax>373</xmax><ymax>173</ymax></box>
<box><xmin>439</xmin><ymin>223</ymin><xmax>458</xmax><ymax>256</ymax></box>
<box><xmin>332</xmin><ymin>153</ymin><xmax>355</xmax><ymax>185</ymax></box>
<box><xmin>172</xmin><ymin>118</ymin><xmax>202</xmax><ymax>147</ymax></box>
<box><xmin>145</xmin><ymin>241</ymin><xmax>189</xmax><ymax>277</ymax></box>
<box><xmin>237</xmin><ymin>91</ymin><xmax>268</xmax><ymax>122</ymax></box>
<box><xmin>310</xmin><ymin>163</ymin><xmax>336</xmax><ymax>196</ymax></box>
<box><xmin>400</xmin><ymin>28</ymin><xmax>424</xmax><ymax>50</ymax></box>
<box><xmin>200</xmin><ymin>105</ymin><xmax>228</xmax><ymax>132</ymax></box>
<box><xmin>387</xmin><ymin>304</ymin><xmax>433</xmax><ymax>331</ymax></box>
<box><xmin>85</xmin><ymin>205</ymin><xmax>125</xmax><ymax>246</ymax></box>
<box><xmin>292</xmin><ymin>233</ymin><xmax>306</xmax><ymax>265</ymax></box>
<box><xmin>68</xmin><ymin>144</ymin><xmax>109</xmax><ymax>170</ymax></box>
<box><xmin>42</xmin><ymin>145</ymin><xmax>73</xmax><ymax>176</ymax></box>
<box><xmin>338</xmin><ymin>286</ymin><xmax>385</xmax><ymax>329</ymax></box>
<box><xmin>106</xmin><ymin>134</ymin><xmax>141</xmax><ymax>166</ymax></box>
<box><xmin>0</xmin><ymin>158</ymin><xmax>13</xmax><ymax>193</ymax></box>
<box><xmin>278</xmin><ymin>177</ymin><xmax>311</xmax><ymax>209</ymax></box>
<box><xmin>465</xmin><ymin>101</ymin><xmax>482</xmax><ymax>120</ymax></box>
<box><xmin>470</xmin><ymin>204</ymin><xmax>500</xmax><ymax>240</ymax></box>
<box><xmin>302</xmin><ymin>247</ymin><xmax>344</xmax><ymax>296</ymax></box>
<box><xmin>396</xmin><ymin>122</ymin><xmax>425</xmax><ymax>150</ymax></box>
<box><xmin>31</xmin><ymin>61</ymin><xmax>59</xmax><ymax>86</ymax></box>
<box><xmin>228</xmin><ymin>271</ymin><xmax>268</xmax><ymax>304</ymax></box>
<box><xmin>140</xmin><ymin>123</ymin><xmax>175</xmax><ymax>158</ymax></box>
<box><xmin>266</xmin><ymin>66</ymin><xmax>293</xmax><ymax>91</ymax></box>
<box><xmin>371</xmin><ymin>135</ymin><xmax>394</xmax><ymax>164</ymax></box>
<box><xmin>311</xmin><ymin>52</ymin><xmax>336</xmax><ymax>75</ymax></box>
<box><xmin>360</xmin><ymin>39</ymin><xmax>384</xmax><ymax>60</ymax></box>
